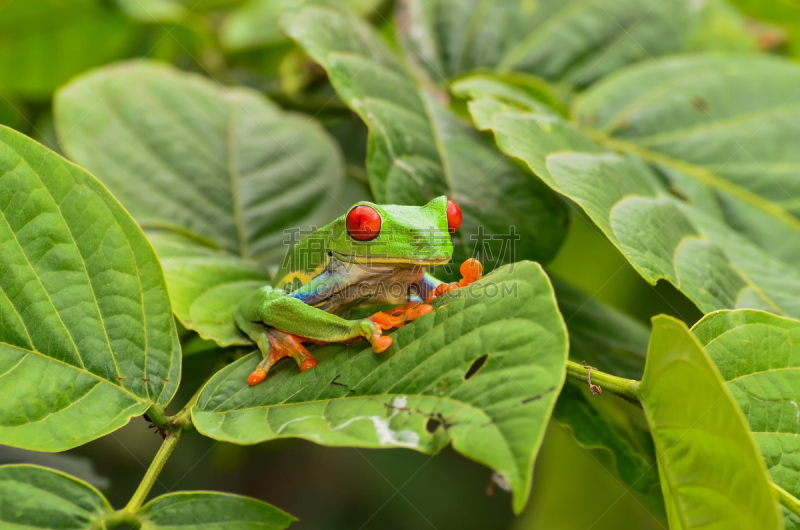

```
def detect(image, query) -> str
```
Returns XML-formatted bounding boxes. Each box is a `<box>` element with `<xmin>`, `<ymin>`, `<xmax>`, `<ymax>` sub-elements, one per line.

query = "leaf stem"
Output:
<box><xmin>773</xmin><ymin>482</ymin><xmax>800</xmax><ymax>519</ymax></box>
<box><xmin>565</xmin><ymin>360</ymin><xmax>640</xmax><ymax>402</ymax></box>
<box><xmin>172</xmin><ymin>383</ymin><xmax>204</xmax><ymax>430</ymax></box>
<box><xmin>122</xmin><ymin>428</ymin><xmax>183</xmax><ymax>514</ymax></box>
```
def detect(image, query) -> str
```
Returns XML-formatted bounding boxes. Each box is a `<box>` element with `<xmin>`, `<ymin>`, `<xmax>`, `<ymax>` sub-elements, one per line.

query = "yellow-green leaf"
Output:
<box><xmin>693</xmin><ymin>309</ymin><xmax>800</xmax><ymax>529</ymax></box>
<box><xmin>639</xmin><ymin>315</ymin><xmax>781</xmax><ymax>529</ymax></box>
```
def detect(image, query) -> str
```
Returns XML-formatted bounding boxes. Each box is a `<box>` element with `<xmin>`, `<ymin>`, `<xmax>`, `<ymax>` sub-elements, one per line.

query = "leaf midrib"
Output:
<box><xmin>226</xmin><ymin>96</ymin><xmax>250</xmax><ymax>260</ymax></box>
<box><xmin>631</xmin><ymin>103</ymin><xmax>800</xmax><ymax>147</ymax></box>
<box><xmin>0</xmin><ymin>341</ymin><xmax>144</xmax><ymax>402</ymax></box>
<box><xmin>0</xmin><ymin>200</ymin><xmax>86</xmax><ymax>371</ymax></box>
<box><xmin>30</xmin><ymin>165</ymin><xmax>124</xmax><ymax>384</ymax></box>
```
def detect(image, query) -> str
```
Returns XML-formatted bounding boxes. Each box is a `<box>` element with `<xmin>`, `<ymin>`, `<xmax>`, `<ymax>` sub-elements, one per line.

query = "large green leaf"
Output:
<box><xmin>638</xmin><ymin>315</ymin><xmax>781</xmax><ymax>529</ymax></box>
<box><xmin>0</xmin><ymin>126</ymin><xmax>180</xmax><ymax>451</ymax></box>
<box><xmin>148</xmin><ymin>231</ymin><xmax>269</xmax><ymax>347</ymax></box>
<box><xmin>193</xmin><ymin>261</ymin><xmax>568</xmax><ymax>514</ymax></box>
<box><xmin>220</xmin><ymin>0</ymin><xmax>384</xmax><ymax>52</ymax></box>
<box><xmin>461</xmin><ymin>88</ymin><xmax>800</xmax><ymax>319</ymax></box>
<box><xmin>574</xmin><ymin>55</ymin><xmax>800</xmax><ymax>269</ymax></box>
<box><xmin>283</xmin><ymin>6</ymin><xmax>569</xmax><ymax>279</ymax></box>
<box><xmin>693</xmin><ymin>309</ymin><xmax>800</xmax><ymax>529</ymax></box>
<box><xmin>396</xmin><ymin>0</ymin><xmax>753</xmax><ymax>87</ymax></box>
<box><xmin>138</xmin><ymin>492</ymin><xmax>296</xmax><ymax>529</ymax></box>
<box><xmin>0</xmin><ymin>465</ymin><xmax>111</xmax><ymax>529</ymax></box>
<box><xmin>54</xmin><ymin>60</ymin><xmax>346</xmax><ymax>345</ymax></box>
<box><xmin>0</xmin><ymin>464</ymin><xmax>296</xmax><ymax>529</ymax></box>
<box><xmin>0</xmin><ymin>0</ymin><xmax>140</xmax><ymax>100</ymax></box>
<box><xmin>55</xmin><ymin>60</ymin><xmax>344</xmax><ymax>264</ymax></box>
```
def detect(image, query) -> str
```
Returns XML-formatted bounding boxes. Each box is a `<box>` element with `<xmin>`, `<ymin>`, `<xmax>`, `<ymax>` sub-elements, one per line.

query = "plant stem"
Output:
<box><xmin>122</xmin><ymin>428</ymin><xmax>183</xmax><ymax>514</ymax></box>
<box><xmin>565</xmin><ymin>360</ymin><xmax>640</xmax><ymax>402</ymax></box>
<box><xmin>144</xmin><ymin>404</ymin><xmax>169</xmax><ymax>430</ymax></box>
<box><xmin>172</xmin><ymin>383</ymin><xmax>205</xmax><ymax>430</ymax></box>
<box><xmin>114</xmin><ymin>380</ymin><xmax>208</xmax><ymax>524</ymax></box>
<box><xmin>774</xmin><ymin>483</ymin><xmax>800</xmax><ymax>519</ymax></box>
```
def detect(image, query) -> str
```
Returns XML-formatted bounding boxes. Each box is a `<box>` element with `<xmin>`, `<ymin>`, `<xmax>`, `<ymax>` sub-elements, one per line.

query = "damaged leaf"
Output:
<box><xmin>192</xmin><ymin>261</ymin><xmax>568</xmax><ymax>514</ymax></box>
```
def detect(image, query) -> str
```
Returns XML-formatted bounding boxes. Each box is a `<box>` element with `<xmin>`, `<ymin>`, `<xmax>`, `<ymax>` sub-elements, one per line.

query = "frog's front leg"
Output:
<box><xmin>235</xmin><ymin>286</ymin><xmax>391</xmax><ymax>385</ymax></box>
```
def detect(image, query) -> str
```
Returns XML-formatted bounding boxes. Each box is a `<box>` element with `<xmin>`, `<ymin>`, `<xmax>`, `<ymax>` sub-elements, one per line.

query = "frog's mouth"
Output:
<box><xmin>332</xmin><ymin>253</ymin><xmax>450</xmax><ymax>267</ymax></box>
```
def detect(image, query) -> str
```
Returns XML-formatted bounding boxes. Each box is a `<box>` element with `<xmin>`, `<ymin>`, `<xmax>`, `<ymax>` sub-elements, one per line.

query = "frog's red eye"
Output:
<box><xmin>446</xmin><ymin>200</ymin><xmax>462</xmax><ymax>233</ymax></box>
<box><xmin>346</xmin><ymin>205</ymin><xmax>381</xmax><ymax>241</ymax></box>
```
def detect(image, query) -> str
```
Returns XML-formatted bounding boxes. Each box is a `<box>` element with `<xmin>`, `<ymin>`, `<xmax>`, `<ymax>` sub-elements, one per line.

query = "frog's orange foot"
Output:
<box><xmin>459</xmin><ymin>258</ymin><xmax>483</xmax><ymax>285</ymax></box>
<box><xmin>404</xmin><ymin>302</ymin><xmax>433</xmax><ymax>320</ymax></box>
<box><xmin>369</xmin><ymin>311</ymin><xmax>401</xmax><ymax>330</ymax></box>
<box><xmin>247</xmin><ymin>330</ymin><xmax>319</xmax><ymax>386</ymax></box>
<box><xmin>425</xmin><ymin>258</ymin><xmax>483</xmax><ymax>303</ymax></box>
<box><xmin>424</xmin><ymin>282</ymin><xmax>457</xmax><ymax>303</ymax></box>
<box><xmin>369</xmin><ymin>302</ymin><xmax>434</xmax><ymax>331</ymax></box>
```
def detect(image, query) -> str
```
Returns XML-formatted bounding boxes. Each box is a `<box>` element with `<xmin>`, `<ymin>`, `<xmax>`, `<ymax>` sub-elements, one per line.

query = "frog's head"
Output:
<box><xmin>327</xmin><ymin>196</ymin><xmax>462</xmax><ymax>266</ymax></box>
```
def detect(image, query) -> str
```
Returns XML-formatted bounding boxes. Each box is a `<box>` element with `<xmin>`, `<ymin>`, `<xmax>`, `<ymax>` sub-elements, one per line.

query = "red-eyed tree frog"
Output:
<box><xmin>235</xmin><ymin>196</ymin><xmax>483</xmax><ymax>386</ymax></box>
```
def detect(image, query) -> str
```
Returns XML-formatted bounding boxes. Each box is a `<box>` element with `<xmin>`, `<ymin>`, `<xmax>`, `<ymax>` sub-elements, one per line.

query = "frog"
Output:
<box><xmin>235</xmin><ymin>195</ymin><xmax>483</xmax><ymax>386</ymax></box>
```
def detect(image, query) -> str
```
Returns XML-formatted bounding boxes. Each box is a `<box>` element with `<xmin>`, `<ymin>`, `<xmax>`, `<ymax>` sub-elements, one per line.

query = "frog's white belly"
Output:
<box><xmin>322</xmin><ymin>263</ymin><xmax>426</xmax><ymax>312</ymax></box>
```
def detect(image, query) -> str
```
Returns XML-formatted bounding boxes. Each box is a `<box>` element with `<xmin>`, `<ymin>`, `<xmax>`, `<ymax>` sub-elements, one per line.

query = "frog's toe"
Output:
<box><xmin>459</xmin><ymin>258</ymin><xmax>483</xmax><ymax>283</ymax></box>
<box><xmin>299</xmin><ymin>354</ymin><xmax>318</xmax><ymax>371</ymax></box>
<box><xmin>368</xmin><ymin>311</ymin><xmax>401</xmax><ymax>330</ymax></box>
<box><xmin>405</xmin><ymin>303</ymin><xmax>433</xmax><ymax>321</ymax></box>
<box><xmin>373</xmin><ymin>335</ymin><xmax>393</xmax><ymax>353</ymax></box>
<box><xmin>424</xmin><ymin>282</ymin><xmax>458</xmax><ymax>302</ymax></box>
<box><xmin>248</xmin><ymin>369</ymin><xmax>268</xmax><ymax>386</ymax></box>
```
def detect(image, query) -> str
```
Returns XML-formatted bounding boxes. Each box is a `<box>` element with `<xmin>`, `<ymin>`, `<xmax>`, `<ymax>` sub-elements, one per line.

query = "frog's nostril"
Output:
<box><xmin>446</xmin><ymin>200</ymin><xmax>462</xmax><ymax>233</ymax></box>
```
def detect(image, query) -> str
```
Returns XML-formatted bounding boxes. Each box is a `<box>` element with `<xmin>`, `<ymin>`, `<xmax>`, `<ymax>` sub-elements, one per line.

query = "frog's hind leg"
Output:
<box><xmin>235</xmin><ymin>317</ymin><xmax>319</xmax><ymax>386</ymax></box>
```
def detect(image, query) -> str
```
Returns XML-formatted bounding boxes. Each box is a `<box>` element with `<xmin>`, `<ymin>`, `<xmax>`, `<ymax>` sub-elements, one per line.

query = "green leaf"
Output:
<box><xmin>0</xmin><ymin>125</ymin><xmax>180</xmax><ymax>451</ymax></box>
<box><xmin>220</xmin><ymin>0</ymin><xmax>384</xmax><ymax>52</ymax></box>
<box><xmin>54</xmin><ymin>60</ymin><xmax>346</xmax><ymax>345</ymax></box>
<box><xmin>114</xmin><ymin>0</ymin><xmax>188</xmax><ymax>23</ymax></box>
<box><xmin>693</xmin><ymin>309</ymin><xmax>800</xmax><ymax>530</ymax></box>
<box><xmin>396</xmin><ymin>0</ymin><xmax>750</xmax><ymax>87</ymax></box>
<box><xmin>464</xmin><ymin>89</ymin><xmax>800</xmax><ymax>319</ymax></box>
<box><xmin>138</xmin><ymin>492</ymin><xmax>296</xmax><ymax>529</ymax></box>
<box><xmin>574</xmin><ymin>55</ymin><xmax>800</xmax><ymax>270</ymax></box>
<box><xmin>192</xmin><ymin>261</ymin><xmax>568</xmax><ymax>514</ymax></box>
<box><xmin>148</xmin><ymin>231</ymin><xmax>269</xmax><ymax>347</ymax></box>
<box><xmin>283</xmin><ymin>6</ymin><xmax>568</xmax><ymax>279</ymax></box>
<box><xmin>638</xmin><ymin>315</ymin><xmax>781</xmax><ymax>529</ymax></box>
<box><xmin>55</xmin><ymin>60</ymin><xmax>345</xmax><ymax>264</ymax></box>
<box><xmin>0</xmin><ymin>464</ymin><xmax>111</xmax><ymax>529</ymax></box>
<box><xmin>0</xmin><ymin>465</ymin><xmax>297</xmax><ymax>529</ymax></box>
<box><xmin>0</xmin><ymin>0</ymin><xmax>140</xmax><ymax>100</ymax></box>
